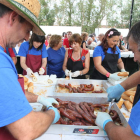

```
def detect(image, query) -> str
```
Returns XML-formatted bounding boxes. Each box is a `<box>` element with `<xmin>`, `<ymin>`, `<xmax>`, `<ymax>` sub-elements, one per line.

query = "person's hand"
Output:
<box><xmin>121</xmin><ymin>69</ymin><xmax>126</xmax><ymax>72</ymax></box>
<box><xmin>39</xmin><ymin>67</ymin><xmax>45</xmax><ymax>75</ymax></box>
<box><xmin>107</xmin><ymin>84</ymin><xmax>125</xmax><ymax>102</ymax></box>
<box><xmin>37</xmin><ymin>96</ymin><xmax>59</xmax><ymax>107</ymax></box>
<box><xmin>26</xmin><ymin>68</ymin><xmax>33</xmax><ymax>77</ymax></box>
<box><xmin>65</xmin><ymin>69</ymin><xmax>70</xmax><ymax>76</ymax></box>
<box><xmin>71</xmin><ymin>71</ymin><xmax>81</xmax><ymax>77</ymax></box>
<box><xmin>109</xmin><ymin>73</ymin><xmax>121</xmax><ymax>81</ymax></box>
<box><xmin>47</xmin><ymin>107</ymin><xmax>60</xmax><ymax>124</ymax></box>
<box><xmin>95</xmin><ymin>112</ymin><xmax>112</xmax><ymax>130</ymax></box>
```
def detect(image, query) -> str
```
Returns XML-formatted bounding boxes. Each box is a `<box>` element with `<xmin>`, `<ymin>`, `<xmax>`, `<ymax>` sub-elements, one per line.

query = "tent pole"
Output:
<box><xmin>129</xmin><ymin>0</ymin><xmax>134</xmax><ymax>29</ymax></box>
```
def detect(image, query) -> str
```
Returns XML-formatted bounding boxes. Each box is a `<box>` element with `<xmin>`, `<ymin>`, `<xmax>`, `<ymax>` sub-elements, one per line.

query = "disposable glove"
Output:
<box><xmin>39</xmin><ymin>67</ymin><xmax>45</xmax><ymax>75</ymax></box>
<box><xmin>47</xmin><ymin>106</ymin><xmax>60</xmax><ymax>124</ymax></box>
<box><xmin>121</xmin><ymin>69</ymin><xmax>126</xmax><ymax>72</ymax></box>
<box><xmin>65</xmin><ymin>69</ymin><xmax>70</xmax><ymax>76</ymax></box>
<box><xmin>37</xmin><ymin>96</ymin><xmax>59</xmax><ymax>107</ymax></box>
<box><xmin>109</xmin><ymin>73</ymin><xmax>121</xmax><ymax>81</ymax></box>
<box><xmin>26</xmin><ymin>68</ymin><xmax>34</xmax><ymax>77</ymax></box>
<box><xmin>107</xmin><ymin>84</ymin><xmax>125</xmax><ymax>102</ymax></box>
<box><xmin>95</xmin><ymin>112</ymin><xmax>112</xmax><ymax>130</ymax></box>
<box><xmin>71</xmin><ymin>71</ymin><xmax>81</xmax><ymax>77</ymax></box>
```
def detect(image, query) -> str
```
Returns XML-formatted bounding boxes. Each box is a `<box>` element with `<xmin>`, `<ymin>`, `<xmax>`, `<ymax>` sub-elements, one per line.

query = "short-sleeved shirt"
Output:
<box><xmin>63</xmin><ymin>38</ymin><xmax>70</xmax><ymax>48</ymax></box>
<box><xmin>93</xmin><ymin>45</ymin><xmax>121</xmax><ymax>61</ymax></box>
<box><xmin>128</xmin><ymin>100</ymin><xmax>140</xmax><ymax>136</ymax></box>
<box><xmin>18</xmin><ymin>41</ymin><xmax>48</xmax><ymax>58</ymax></box>
<box><xmin>47</xmin><ymin>47</ymin><xmax>66</xmax><ymax>78</ymax></box>
<box><xmin>4</xmin><ymin>48</ymin><xmax>17</xmax><ymax>57</ymax></box>
<box><xmin>0</xmin><ymin>46</ymin><xmax>32</xmax><ymax>127</ymax></box>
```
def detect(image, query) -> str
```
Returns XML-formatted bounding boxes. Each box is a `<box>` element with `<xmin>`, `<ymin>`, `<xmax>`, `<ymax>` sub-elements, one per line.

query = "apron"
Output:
<box><xmin>67</xmin><ymin>50</ymin><xmax>85</xmax><ymax>79</ymax></box>
<box><xmin>133</xmin><ymin>85</ymin><xmax>140</xmax><ymax>106</ymax></box>
<box><xmin>23</xmin><ymin>49</ymin><xmax>46</xmax><ymax>75</ymax></box>
<box><xmin>0</xmin><ymin>76</ymin><xmax>24</xmax><ymax>140</ymax></box>
<box><xmin>92</xmin><ymin>53</ymin><xmax>119</xmax><ymax>80</ymax></box>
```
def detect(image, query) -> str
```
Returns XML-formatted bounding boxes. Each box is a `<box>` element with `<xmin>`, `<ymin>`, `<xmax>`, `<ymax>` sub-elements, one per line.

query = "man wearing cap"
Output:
<box><xmin>0</xmin><ymin>0</ymin><xmax>60</xmax><ymax>140</ymax></box>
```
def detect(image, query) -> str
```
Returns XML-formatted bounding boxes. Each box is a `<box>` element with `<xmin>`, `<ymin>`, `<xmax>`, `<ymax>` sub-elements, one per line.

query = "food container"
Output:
<box><xmin>54</xmin><ymin>79</ymin><xmax>108</xmax><ymax>98</ymax></box>
<box><xmin>32</xmin><ymin>96</ymin><xmax>128</xmax><ymax>137</ymax></box>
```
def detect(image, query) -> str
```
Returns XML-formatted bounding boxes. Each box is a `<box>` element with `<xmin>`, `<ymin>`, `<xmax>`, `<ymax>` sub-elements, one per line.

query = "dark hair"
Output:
<box><xmin>0</xmin><ymin>4</ymin><xmax>12</xmax><ymax>17</ymax></box>
<box><xmin>81</xmin><ymin>32</ymin><xmax>88</xmax><ymax>41</ymax></box>
<box><xmin>0</xmin><ymin>4</ymin><xmax>25</xmax><ymax>23</ymax></box>
<box><xmin>100</xmin><ymin>28</ymin><xmax>121</xmax><ymax>54</ymax></box>
<box><xmin>118</xmin><ymin>39</ymin><xmax>123</xmax><ymax>50</ymax></box>
<box><xmin>69</xmin><ymin>33</ymin><xmax>82</xmax><ymax>46</ymax></box>
<box><xmin>127</xmin><ymin>21</ymin><xmax>140</xmax><ymax>51</ymax></box>
<box><xmin>29</xmin><ymin>33</ymin><xmax>45</xmax><ymax>50</ymax></box>
<box><xmin>49</xmin><ymin>35</ymin><xmax>62</xmax><ymax>48</ymax></box>
<box><xmin>89</xmin><ymin>34</ymin><xmax>93</xmax><ymax>38</ymax></box>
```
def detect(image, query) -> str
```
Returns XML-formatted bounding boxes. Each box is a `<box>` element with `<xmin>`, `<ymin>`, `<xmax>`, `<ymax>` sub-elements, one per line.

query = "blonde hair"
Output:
<box><xmin>81</xmin><ymin>32</ymin><xmax>88</xmax><ymax>41</ymax></box>
<box><xmin>49</xmin><ymin>35</ymin><xmax>62</xmax><ymax>48</ymax></box>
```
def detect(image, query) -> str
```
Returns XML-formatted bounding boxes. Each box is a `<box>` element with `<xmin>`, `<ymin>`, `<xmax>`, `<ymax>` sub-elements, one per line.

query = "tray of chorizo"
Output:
<box><xmin>54</xmin><ymin>79</ymin><xmax>108</xmax><ymax>97</ymax></box>
<box><xmin>45</xmin><ymin>96</ymin><xmax>128</xmax><ymax>136</ymax></box>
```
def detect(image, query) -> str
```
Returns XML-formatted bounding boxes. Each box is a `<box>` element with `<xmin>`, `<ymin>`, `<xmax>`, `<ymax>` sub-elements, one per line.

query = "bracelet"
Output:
<box><xmin>106</xmin><ymin>72</ymin><xmax>110</xmax><ymax>78</ymax></box>
<box><xmin>41</xmin><ymin>67</ymin><xmax>45</xmax><ymax>70</ymax></box>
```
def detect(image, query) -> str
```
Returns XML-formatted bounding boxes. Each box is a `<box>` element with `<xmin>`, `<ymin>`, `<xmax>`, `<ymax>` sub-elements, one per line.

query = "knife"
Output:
<box><xmin>108</xmin><ymin>99</ymin><xmax>115</xmax><ymax>112</ymax></box>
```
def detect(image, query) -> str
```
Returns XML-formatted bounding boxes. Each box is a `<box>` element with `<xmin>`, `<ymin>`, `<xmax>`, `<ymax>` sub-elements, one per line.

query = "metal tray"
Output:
<box><xmin>53</xmin><ymin>79</ymin><xmax>108</xmax><ymax>98</ymax></box>
<box><xmin>44</xmin><ymin>96</ymin><xmax>128</xmax><ymax>136</ymax></box>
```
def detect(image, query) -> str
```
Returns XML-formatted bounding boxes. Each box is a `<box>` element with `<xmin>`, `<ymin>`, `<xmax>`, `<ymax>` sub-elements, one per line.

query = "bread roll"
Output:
<box><xmin>117</xmin><ymin>98</ymin><xmax>124</xmax><ymax>109</ymax></box>
<box><xmin>129</xmin><ymin>95</ymin><xmax>134</xmax><ymax>103</ymax></box>
<box><xmin>32</xmin><ymin>76</ymin><xmax>37</xmax><ymax>82</ymax></box>
<box><xmin>28</xmin><ymin>86</ymin><xmax>34</xmax><ymax>93</ymax></box>
<box><xmin>121</xmin><ymin>93</ymin><xmax>129</xmax><ymax>100</ymax></box>
<box><xmin>65</xmin><ymin>76</ymin><xmax>70</xmax><ymax>80</ymax></box>
<box><xmin>47</xmin><ymin>79</ymin><xmax>53</xmax><ymax>84</ymax></box>
<box><xmin>124</xmin><ymin>90</ymin><xmax>136</xmax><ymax>96</ymax></box>
<box><xmin>28</xmin><ymin>82</ymin><xmax>34</xmax><ymax>88</ymax></box>
<box><xmin>24</xmin><ymin>82</ymin><xmax>28</xmax><ymax>90</ymax></box>
<box><xmin>124</xmin><ymin>101</ymin><xmax>132</xmax><ymax>112</ymax></box>
<box><xmin>128</xmin><ymin>87</ymin><xmax>137</xmax><ymax>91</ymax></box>
<box><xmin>18</xmin><ymin>74</ymin><xmax>24</xmax><ymax>77</ymax></box>
<box><xmin>23</xmin><ymin>76</ymin><xmax>28</xmax><ymax>83</ymax></box>
<box><xmin>117</xmin><ymin>72</ymin><xmax>129</xmax><ymax>77</ymax></box>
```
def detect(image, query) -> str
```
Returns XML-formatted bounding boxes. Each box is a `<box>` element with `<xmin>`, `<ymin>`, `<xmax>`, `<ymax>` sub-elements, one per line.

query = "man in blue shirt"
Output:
<box><xmin>0</xmin><ymin>1</ymin><xmax>60</xmax><ymax>140</ymax></box>
<box><xmin>95</xmin><ymin>22</ymin><xmax>140</xmax><ymax>139</ymax></box>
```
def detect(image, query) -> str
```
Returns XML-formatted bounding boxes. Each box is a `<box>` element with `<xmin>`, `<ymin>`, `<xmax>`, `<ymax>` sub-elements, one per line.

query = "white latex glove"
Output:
<box><xmin>37</xmin><ymin>95</ymin><xmax>59</xmax><ymax>107</ymax></box>
<box><xmin>39</xmin><ymin>67</ymin><xmax>45</xmax><ymax>75</ymax></box>
<box><xmin>71</xmin><ymin>71</ymin><xmax>81</xmax><ymax>77</ymax></box>
<box><xmin>109</xmin><ymin>73</ymin><xmax>121</xmax><ymax>81</ymax></box>
<box><xmin>65</xmin><ymin>69</ymin><xmax>70</xmax><ymax>76</ymax></box>
<box><xmin>121</xmin><ymin>69</ymin><xmax>126</xmax><ymax>72</ymax></box>
<box><xmin>26</xmin><ymin>68</ymin><xmax>33</xmax><ymax>77</ymax></box>
<box><xmin>95</xmin><ymin>112</ymin><xmax>113</xmax><ymax>130</ymax></box>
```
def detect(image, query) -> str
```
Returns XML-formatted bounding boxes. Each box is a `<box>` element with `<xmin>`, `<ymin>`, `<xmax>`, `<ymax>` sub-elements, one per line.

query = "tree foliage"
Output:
<box><xmin>38</xmin><ymin>0</ymin><xmax>139</xmax><ymax>32</ymax></box>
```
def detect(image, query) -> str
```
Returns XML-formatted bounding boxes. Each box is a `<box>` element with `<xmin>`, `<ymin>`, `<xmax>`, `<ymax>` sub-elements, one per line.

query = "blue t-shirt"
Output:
<box><xmin>128</xmin><ymin>100</ymin><xmax>140</xmax><ymax>136</ymax></box>
<box><xmin>18</xmin><ymin>41</ymin><xmax>48</xmax><ymax>58</ymax></box>
<box><xmin>93</xmin><ymin>46</ymin><xmax>121</xmax><ymax>61</ymax></box>
<box><xmin>47</xmin><ymin>47</ymin><xmax>65</xmax><ymax>78</ymax></box>
<box><xmin>0</xmin><ymin>46</ymin><xmax>32</xmax><ymax>127</ymax></box>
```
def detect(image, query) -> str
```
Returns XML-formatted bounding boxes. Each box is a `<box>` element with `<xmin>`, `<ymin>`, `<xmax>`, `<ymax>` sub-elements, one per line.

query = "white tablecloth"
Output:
<box><xmin>89</xmin><ymin>50</ymin><xmax>134</xmax><ymax>58</ymax></box>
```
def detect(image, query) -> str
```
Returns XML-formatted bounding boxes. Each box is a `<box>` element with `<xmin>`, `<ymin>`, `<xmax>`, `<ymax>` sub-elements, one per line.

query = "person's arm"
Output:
<box><xmin>20</xmin><ymin>56</ymin><xmax>28</xmax><ymax>71</ymax></box>
<box><xmin>62</xmin><ymin>50</ymin><xmax>68</xmax><ymax>71</ymax></box>
<box><xmin>105</xmin><ymin>122</ymin><xmax>140</xmax><ymax>140</ymax></box>
<box><xmin>93</xmin><ymin>56</ymin><xmax>109</xmax><ymax>76</ymax></box>
<box><xmin>117</xmin><ymin>58</ymin><xmax>125</xmax><ymax>70</ymax></box>
<box><xmin>80</xmin><ymin>51</ymin><xmax>90</xmax><ymax>75</ymax></box>
<box><xmin>11</xmin><ymin>57</ymin><xmax>17</xmax><ymax>65</ymax></box>
<box><xmin>121</xmin><ymin>71</ymin><xmax>140</xmax><ymax>90</ymax></box>
<box><xmin>41</xmin><ymin>58</ymin><xmax>47</xmax><ymax>68</ymax></box>
<box><xmin>25</xmin><ymin>91</ymin><xmax>38</xmax><ymax>103</ymax></box>
<box><xmin>7</xmin><ymin>110</ymin><xmax>55</xmax><ymax>140</ymax></box>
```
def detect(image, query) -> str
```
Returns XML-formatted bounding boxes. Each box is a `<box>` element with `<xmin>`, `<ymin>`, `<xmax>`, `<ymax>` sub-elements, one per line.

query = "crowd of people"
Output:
<box><xmin>0</xmin><ymin>0</ymin><xmax>140</xmax><ymax>140</ymax></box>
